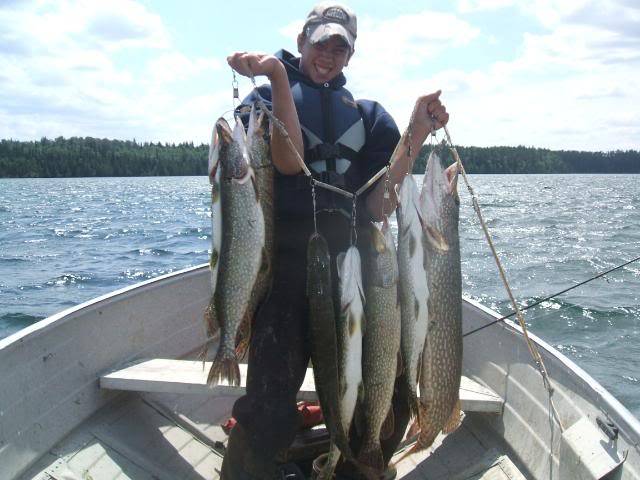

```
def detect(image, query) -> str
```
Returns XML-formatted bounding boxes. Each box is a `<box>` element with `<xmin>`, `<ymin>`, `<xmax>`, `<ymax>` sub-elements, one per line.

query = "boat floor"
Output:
<box><xmin>20</xmin><ymin>391</ymin><xmax>528</xmax><ymax>480</ymax></box>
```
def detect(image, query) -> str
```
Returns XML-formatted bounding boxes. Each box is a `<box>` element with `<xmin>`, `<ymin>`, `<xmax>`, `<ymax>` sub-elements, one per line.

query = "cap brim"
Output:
<box><xmin>308</xmin><ymin>23</ymin><xmax>354</xmax><ymax>50</ymax></box>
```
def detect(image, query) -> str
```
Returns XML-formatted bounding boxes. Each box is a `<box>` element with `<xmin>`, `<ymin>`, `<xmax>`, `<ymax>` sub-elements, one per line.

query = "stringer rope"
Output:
<box><xmin>443</xmin><ymin>124</ymin><xmax>565</xmax><ymax>432</ymax></box>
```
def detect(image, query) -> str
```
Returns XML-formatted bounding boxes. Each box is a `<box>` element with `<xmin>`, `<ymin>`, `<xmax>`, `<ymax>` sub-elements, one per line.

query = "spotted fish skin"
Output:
<box><xmin>358</xmin><ymin>221</ymin><xmax>401</xmax><ymax>474</ymax></box>
<box><xmin>413</xmin><ymin>143</ymin><xmax>462</xmax><ymax>453</ymax></box>
<box><xmin>307</xmin><ymin>233</ymin><xmax>356</xmax><ymax>478</ymax></box>
<box><xmin>234</xmin><ymin>105</ymin><xmax>274</xmax><ymax>360</ymax></box>
<box><xmin>207</xmin><ymin>118</ymin><xmax>265</xmax><ymax>387</ymax></box>
<box><xmin>397</xmin><ymin>175</ymin><xmax>429</xmax><ymax>419</ymax></box>
<box><xmin>320</xmin><ymin>245</ymin><xmax>365</xmax><ymax>479</ymax></box>
<box><xmin>203</xmin><ymin>120</ymin><xmax>224</xmax><ymax>343</ymax></box>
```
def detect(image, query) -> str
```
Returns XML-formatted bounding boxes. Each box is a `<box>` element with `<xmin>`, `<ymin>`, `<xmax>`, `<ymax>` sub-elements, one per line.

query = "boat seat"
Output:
<box><xmin>101</xmin><ymin>358</ymin><xmax>504</xmax><ymax>414</ymax></box>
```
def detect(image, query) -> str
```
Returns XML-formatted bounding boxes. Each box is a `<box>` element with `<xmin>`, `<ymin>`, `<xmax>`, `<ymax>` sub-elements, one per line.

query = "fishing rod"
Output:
<box><xmin>463</xmin><ymin>254</ymin><xmax>640</xmax><ymax>338</ymax></box>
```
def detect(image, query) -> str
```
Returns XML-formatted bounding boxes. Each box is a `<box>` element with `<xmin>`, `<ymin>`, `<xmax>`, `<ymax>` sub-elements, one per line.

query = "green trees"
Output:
<box><xmin>412</xmin><ymin>145</ymin><xmax>639</xmax><ymax>174</ymax></box>
<box><xmin>0</xmin><ymin>137</ymin><xmax>638</xmax><ymax>177</ymax></box>
<box><xmin>0</xmin><ymin>137</ymin><xmax>208</xmax><ymax>178</ymax></box>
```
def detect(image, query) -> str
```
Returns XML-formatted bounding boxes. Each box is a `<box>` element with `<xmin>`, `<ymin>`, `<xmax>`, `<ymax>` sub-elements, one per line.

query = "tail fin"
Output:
<box><xmin>207</xmin><ymin>346</ymin><xmax>241</xmax><ymax>386</ymax></box>
<box><xmin>317</xmin><ymin>444</ymin><xmax>341</xmax><ymax>480</ymax></box>
<box><xmin>393</xmin><ymin>429</ymin><xmax>438</xmax><ymax>466</ymax></box>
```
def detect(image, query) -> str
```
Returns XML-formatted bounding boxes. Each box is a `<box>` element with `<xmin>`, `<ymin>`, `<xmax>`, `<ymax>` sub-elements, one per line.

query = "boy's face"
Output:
<box><xmin>297</xmin><ymin>34</ymin><xmax>352</xmax><ymax>84</ymax></box>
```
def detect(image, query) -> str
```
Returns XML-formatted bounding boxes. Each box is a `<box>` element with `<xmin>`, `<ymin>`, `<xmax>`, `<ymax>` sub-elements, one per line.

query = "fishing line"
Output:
<box><xmin>463</xmin><ymin>254</ymin><xmax>640</xmax><ymax>338</ymax></box>
<box><xmin>443</xmin><ymin>124</ymin><xmax>565</xmax><ymax>432</ymax></box>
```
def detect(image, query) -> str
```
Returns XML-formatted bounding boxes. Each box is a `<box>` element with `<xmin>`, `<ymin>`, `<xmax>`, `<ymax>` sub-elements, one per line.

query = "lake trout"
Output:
<box><xmin>234</xmin><ymin>105</ymin><xmax>274</xmax><ymax>360</ymax></box>
<box><xmin>358</xmin><ymin>221</ymin><xmax>401</xmax><ymax>474</ymax></box>
<box><xmin>320</xmin><ymin>245</ymin><xmax>365</xmax><ymax>479</ymax></box>
<box><xmin>397</xmin><ymin>174</ymin><xmax>429</xmax><ymax>419</ymax></box>
<box><xmin>406</xmin><ymin>143</ymin><xmax>463</xmax><ymax>456</ymax></box>
<box><xmin>207</xmin><ymin>117</ymin><xmax>265</xmax><ymax>386</ymax></box>
<box><xmin>203</xmin><ymin>120</ymin><xmax>225</xmax><ymax>350</ymax></box>
<box><xmin>307</xmin><ymin>233</ymin><xmax>355</xmax><ymax>478</ymax></box>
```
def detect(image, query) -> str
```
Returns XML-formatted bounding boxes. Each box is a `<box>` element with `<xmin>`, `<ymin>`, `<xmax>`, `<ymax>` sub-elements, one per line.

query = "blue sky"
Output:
<box><xmin>1</xmin><ymin>0</ymin><xmax>638</xmax><ymax>150</ymax></box>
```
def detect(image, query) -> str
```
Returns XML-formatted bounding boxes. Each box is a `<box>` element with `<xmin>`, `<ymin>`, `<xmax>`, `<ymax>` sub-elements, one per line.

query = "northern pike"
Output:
<box><xmin>407</xmin><ymin>143</ymin><xmax>463</xmax><ymax>455</ymax></box>
<box><xmin>320</xmin><ymin>245</ymin><xmax>365</xmax><ymax>479</ymax></box>
<box><xmin>358</xmin><ymin>221</ymin><xmax>401</xmax><ymax>474</ymax></box>
<box><xmin>234</xmin><ymin>105</ymin><xmax>274</xmax><ymax>359</ymax></box>
<box><xmin>397</xmin><ymin>175</ymin><xmax>429</xmax><ymax>418</ymax></box>
<box><xmin>307</xmin><ymin>233</ymin><xmax>355</xmax><ymax>477</ymax></box>
<box><xmin>206</xmin><ymin>117</ymin><xmax>265</xmax><ymax>386</ymax></box>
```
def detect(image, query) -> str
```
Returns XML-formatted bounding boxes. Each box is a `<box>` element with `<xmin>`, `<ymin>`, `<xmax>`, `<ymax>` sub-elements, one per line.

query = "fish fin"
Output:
<box><xmin>207</xmin><ymin>347</ymin><xmax>241</xmax><ymax>386</ymax></box>
<box><xmin>423</xmin><ymin>224</ymin><xmax>449</xmax><ymax>252</ymax></box>
<box><xmin>442</xmin><ymin>398</ymin><xmax>462</xmax><ymax>434</ymax></box>
<box><xmin>406</xmin><ymin>418</ymin><xmax>420</xmax><ymax>439</ymax></box>
<box><xmin>358</xmin><ymin>440</ymin><xmax>385</xmax><ymax>473</ymax></box>
<box><xmin>204</xmin><ymin>297</ymin><xmax>218</xmax><ymax>333</ymax></box>
<box><xmin>380</xmin><ymin>407</ymin><xmax>395</xmax><ymax>441</ymax></box>
<box><xmin>235</xmin><ymin>306</ymin><xmax>254</xmax><ymax>359</ymax></box>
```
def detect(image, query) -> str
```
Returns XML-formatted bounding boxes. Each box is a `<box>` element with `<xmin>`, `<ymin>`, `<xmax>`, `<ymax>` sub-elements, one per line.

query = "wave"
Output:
<box><xmin>0</xmin><ymin>312</ymin><xmax>43</xmax><ymax>338</ymax></box>
<box><xmin>44</xmin><ymin>273</ymin><xmax>95</xmax><ymax>287</ymax></box>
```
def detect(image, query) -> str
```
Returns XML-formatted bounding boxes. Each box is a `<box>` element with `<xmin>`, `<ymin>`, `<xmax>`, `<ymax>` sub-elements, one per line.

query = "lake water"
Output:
<box><xmin>0</xmin><ymin>175</ymin><xmax>638</xmax><ymax>417</ymax></box>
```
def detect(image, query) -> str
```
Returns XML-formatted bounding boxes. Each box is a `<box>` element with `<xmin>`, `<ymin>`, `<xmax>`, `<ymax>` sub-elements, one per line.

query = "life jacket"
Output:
<box><xmin>239</xmin><ymin>50</ymin><xmax>367</xmax><ymax>220</ymax></box>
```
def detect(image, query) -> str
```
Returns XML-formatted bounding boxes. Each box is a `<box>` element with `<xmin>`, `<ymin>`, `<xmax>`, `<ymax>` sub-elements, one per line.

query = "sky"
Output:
<box><xmin>0</xmin><ymin>0</ymin><xmax>638</xmax><ymax>151</ymax></box>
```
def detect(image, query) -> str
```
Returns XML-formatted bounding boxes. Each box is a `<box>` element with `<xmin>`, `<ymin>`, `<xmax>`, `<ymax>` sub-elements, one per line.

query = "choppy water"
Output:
<box><xmin>1</xmin><ymin>175</ymin><xmax>638</xmax><ymax>416</ymax></box>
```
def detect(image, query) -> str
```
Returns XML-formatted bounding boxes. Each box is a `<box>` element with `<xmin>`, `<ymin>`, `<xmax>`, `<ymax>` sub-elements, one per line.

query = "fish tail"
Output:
<box><xmin>442</xmin><ymin>398</ymin><xmax>462</xmax><ymax>434</ymax></box>
<box><xmin>393</xmin><ymin>430</ymin><xmax>438</xmax><ymax>466</ymax></box>
<box><xmin>207</xmin><ymin>347</ymin><xmax>241</xmax><ymax>386</ymax></box>
<box><xmin>317</xmin><ymin>444</ymin><xmax>340</xmax><ymax>480</ymax></box>
<box><xmin>358</xmin><ymin>439</ymin><xmax>385</xmax><ymax>473</ymax></box>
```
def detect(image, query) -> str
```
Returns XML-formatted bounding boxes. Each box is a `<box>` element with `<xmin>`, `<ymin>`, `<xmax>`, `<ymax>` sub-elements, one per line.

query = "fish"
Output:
<box><xmin>397</xmin><ymin>175</ymin><xmax>429</xmax><ymax>419</ymax></box>
<box><xmin>320</xmin><ymin>245</ymin><xmax>365</xmax><ymax>479</ymax></box>
<box><xmin>306</xmin><ymin>232</ymin><xmax>355</xmax><ymax>478</ymax></box>
<box><xmin>406</xmin><ymin>143</ymin><xmax>463</xmax><ymax>456</ymax></box>
<box><xmin>357</xmin><ymin>221</ymin><xmax>401</xmax><ymax>474</ymax></box>
<box><xmin>206</xmin><ymin>117</ymin><xmax>265</xmax><ymax>386</ymax></box>
<box><xmin>202</xmin><ymin>119</ymin><xmax>225</xmax><ymax>351</ymax></box>
<box><xmin>234</xmin><ymin>104</ymin><xmax>274</xmax><ymax>359</ymax></box>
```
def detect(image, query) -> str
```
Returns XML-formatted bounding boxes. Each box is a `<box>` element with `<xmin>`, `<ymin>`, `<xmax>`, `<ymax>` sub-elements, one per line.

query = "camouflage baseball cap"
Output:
<box><xmin>303</xmin><ymin>3</ymin><xmax>357</xmax><ymax>50</ymax></box>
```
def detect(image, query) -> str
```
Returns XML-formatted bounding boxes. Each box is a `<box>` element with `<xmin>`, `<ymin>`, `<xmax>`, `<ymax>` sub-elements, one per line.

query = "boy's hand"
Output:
<box><xmin>227</xmin><ymin>52</ymin><xmax>285</xmax><ymax>81</ymax></box>
<box><xmin>412</xmin><ymin>90</ymin><xmax>449</xmax><ymax>138</ymax></box>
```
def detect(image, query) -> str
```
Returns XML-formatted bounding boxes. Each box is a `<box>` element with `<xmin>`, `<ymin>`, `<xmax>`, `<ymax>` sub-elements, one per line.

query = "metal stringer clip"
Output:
<box><xmin>350</xmin><ymin>196</ymin><xmax>358</xmax><ymax>246</ymax></box>
<box><xmin>311</xmin><ymin>177</ymin><xmax>318</xmax><ymax>234</ymax></box>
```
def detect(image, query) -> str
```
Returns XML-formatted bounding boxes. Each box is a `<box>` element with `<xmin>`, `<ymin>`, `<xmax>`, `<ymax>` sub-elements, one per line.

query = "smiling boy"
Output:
<box><xmin>222</xmin><ymin>3</ymin><xmax>450</xmax><ymax>479</ymax></box>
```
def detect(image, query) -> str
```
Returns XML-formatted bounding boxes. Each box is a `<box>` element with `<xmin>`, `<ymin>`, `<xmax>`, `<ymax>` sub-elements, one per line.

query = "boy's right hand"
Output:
<box><xmin>227</xmin><ymin>52</ymin><xmax>285</xmax><ymax>81</ymax></box>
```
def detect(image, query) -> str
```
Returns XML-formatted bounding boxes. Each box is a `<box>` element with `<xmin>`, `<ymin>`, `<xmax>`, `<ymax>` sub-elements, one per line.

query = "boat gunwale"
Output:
<box><xmin>0</xmin><ymin>263</ymin><xmax>207</xmax><ymax>353</ymax></box>
<box><xmin>463</xmin><ymin>295</ymin><xmax>640</xmax><ymax>447</ymax></box>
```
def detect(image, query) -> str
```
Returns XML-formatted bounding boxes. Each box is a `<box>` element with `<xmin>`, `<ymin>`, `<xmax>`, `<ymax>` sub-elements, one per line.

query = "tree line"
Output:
<box><xmin>0</xmin><ymin>137</ymin><xmax>638</xmax><ymax>178</ymax></box>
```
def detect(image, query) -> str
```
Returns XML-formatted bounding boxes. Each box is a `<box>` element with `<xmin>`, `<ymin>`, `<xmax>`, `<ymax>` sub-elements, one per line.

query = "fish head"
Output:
<box><xmin>247</xmin><ymin>104</ymin><xmax>271</xmax><ymax>169</ymax></box>
<box><xmin>221</xmin><ymin>118</ymin><xmax>251</xmax><ymax>180</ymax></box>
<box><xmin>210</xmin><ymin>118</ymin><xmax>232</xmax><ymax>183</ymax></box>
<box><xmin>420</xmin><ymin>143</ymin><xmax>460</xmax><ymax>248</ymax></box>
<box><xmin>367</xmin><ymin>221</ymin><xmax>399</xmax><ymax>287</ymax></box>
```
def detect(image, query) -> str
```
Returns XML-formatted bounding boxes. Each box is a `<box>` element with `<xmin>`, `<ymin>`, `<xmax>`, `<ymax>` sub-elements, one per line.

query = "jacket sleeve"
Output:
<box><xmin>357</xmin><ymin>100</ymin><xmax>401</xmax><ymax>181</ymax></box>
<box><xmin>357</xmin><ymin>99</ymin><xmax>401</xmax><ymax>191</ymax></box>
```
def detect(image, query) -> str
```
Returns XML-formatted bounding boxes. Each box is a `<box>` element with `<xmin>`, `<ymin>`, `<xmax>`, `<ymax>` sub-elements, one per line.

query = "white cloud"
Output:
<box><xmin>0</xmin><ymin>0</ymin><xmax>223</xmax><ymax>144</ymax></box>
<box><xmin>341</xmin><ymin>2</ymin><xmax>640</xmax><ymax>151</ymax></box>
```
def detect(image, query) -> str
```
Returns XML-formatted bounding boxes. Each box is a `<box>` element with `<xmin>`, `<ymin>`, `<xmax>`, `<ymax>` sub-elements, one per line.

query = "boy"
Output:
<box><xmin>222</xmin><ymin>3</ymin><xmax>450</xmax><ymax>479</ymax></box>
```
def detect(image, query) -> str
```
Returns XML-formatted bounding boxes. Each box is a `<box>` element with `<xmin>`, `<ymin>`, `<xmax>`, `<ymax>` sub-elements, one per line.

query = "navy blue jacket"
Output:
<box><xmin>237</xmin><ymin>49</ymin><xmax>400</xmax><ymax>221</ymax></box>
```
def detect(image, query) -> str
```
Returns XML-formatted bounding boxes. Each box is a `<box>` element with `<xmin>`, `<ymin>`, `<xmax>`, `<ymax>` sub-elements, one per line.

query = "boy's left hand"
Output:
<box><xmin>412</xmin><ymin>90</ymin><xmax>449</xmax><ymax>138</ymax></box>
